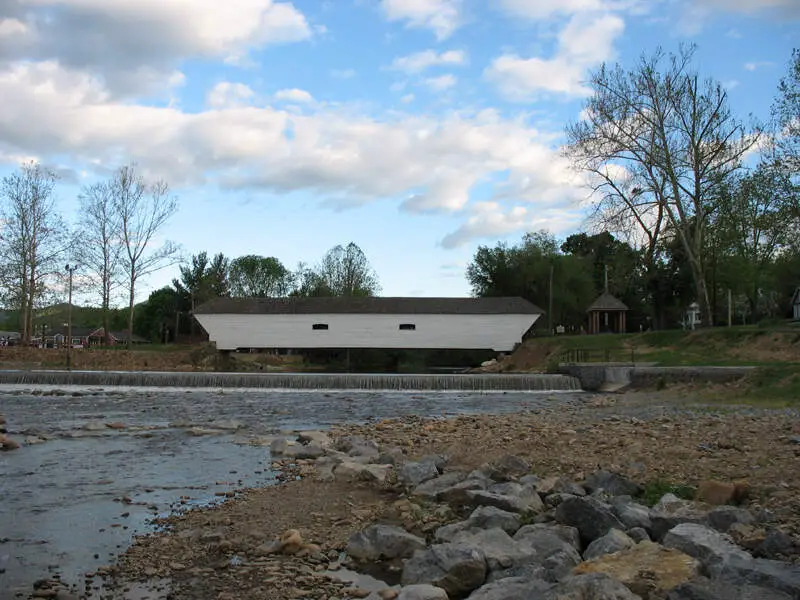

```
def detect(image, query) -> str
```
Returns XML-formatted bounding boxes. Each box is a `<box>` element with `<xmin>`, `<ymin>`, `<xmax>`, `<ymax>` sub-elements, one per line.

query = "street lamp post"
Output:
<box><xmin>65</xmin><ymin>264</ymin><xmax>77</xmax><ymax>370</ymax></box>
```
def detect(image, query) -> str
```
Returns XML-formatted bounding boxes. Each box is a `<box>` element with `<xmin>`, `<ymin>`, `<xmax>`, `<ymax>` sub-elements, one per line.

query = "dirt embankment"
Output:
<box><xmin>0</xmin><ymin>345</ymin><xmax>301</xmax><ymax>372</ymax></box>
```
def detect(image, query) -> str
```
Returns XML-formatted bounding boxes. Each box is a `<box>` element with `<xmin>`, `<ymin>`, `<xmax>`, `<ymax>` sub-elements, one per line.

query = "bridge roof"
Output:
<box><xmin>194</xmin><ymin>296</ymin><xmax>543</xmax><ymax>316</ymax></box>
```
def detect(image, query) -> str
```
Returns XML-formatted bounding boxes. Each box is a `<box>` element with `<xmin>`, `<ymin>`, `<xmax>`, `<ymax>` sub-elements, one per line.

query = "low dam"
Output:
<box><xmin>0</xmin><ymin>369</ymin><xmax>581</xmax><ymax>391</ymax></box>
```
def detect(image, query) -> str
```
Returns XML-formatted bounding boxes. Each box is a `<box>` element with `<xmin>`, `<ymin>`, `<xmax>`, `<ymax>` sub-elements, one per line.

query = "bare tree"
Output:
<box><xmin>317</xmin><ymin>242</ymin><xmax>381</xmax><ymax>297</ymax></box>
<box><xmin>112</xmin><ymin>163</ymin><xmax>179</xmax><ymax>348</ymax></box>
<box><xmin>78</xmin><ymin>181</ymin><xmax>123</xmax><ymax>344</ymax></box>
<box><xmin>0</xmin><ymin>162</ymin><xmax>69</xmax><ymax>343</ymax></box>
<box><xmin>565</xmin><ymin>45</ymin><xmax>757</xmax><ymax>325</ymax></box>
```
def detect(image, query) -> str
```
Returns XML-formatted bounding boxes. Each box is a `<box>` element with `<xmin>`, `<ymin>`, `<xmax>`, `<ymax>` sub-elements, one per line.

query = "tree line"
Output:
<box><xmin>0</xmin><ymin>163</ymin><xmax>179</xmax><ymax>347</ymax></box>
<box><xmin>468</xmin><ymin>46</ymin><xmax>799</xmax><ymax>332</ymax></box>
<box><xmin>140</xmin><ymin>243</ymin><xmax>380</xmax><ymax>342</ymax></box>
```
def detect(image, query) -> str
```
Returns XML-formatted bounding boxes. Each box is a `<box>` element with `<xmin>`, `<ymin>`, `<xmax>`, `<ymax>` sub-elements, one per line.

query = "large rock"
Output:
<box><xmin>465</xmin><ymin>490</ymin><xmax>544</xmax><ymax>515</ymax></box>
<box><xmin>515</xmin><ymin>523</ymin><xmax>582</xmax><ymax>550</ymax></box>
<box><xmin>574</xmin><ymin>541</ymin><xmax>700</xmax><ymax>598</ymax></box>
<box><xmin>483</xmin><ymin>455</ymin><xmax>531</xmax><ymax>482</ymax></box>
<box><xmin>706</xmin><ymin>506</ymin><xmax>755</xmax><ymax>534</ymax></box>
<box><xmin>436</xmin><ymin>506</ymin><xmax>522</xmax><ymax>542</ymax></box>
<box><xmin>464</xmin><ymin>506</ymin><xmax>522</xmax><ymax>535</ymax></box>
<box><xmin>537</xmin><ymin>476</ymin><xmax>587</xmax><ymax>497</ymax></box>
<box><xmin>400</xmin><ymin>461</ymin><xmax>440</xmax><ymax>487</ymax></box>
<box><xmin>662</xmin><ymin>523</ymin><xmax>751</xmax><ymax>568</ymax></box>
<box><xmin>650</xmin><ymin>494</ymin><xmax>709</xmax><ymax>541</ymax></box>
<box><xmin>584</xmin><ymin>470</ymin><xmax>642</xmax><ymax>497</ymax></box>
<box><xmin>508</xmin><ymin>525</ymin><xmax>583</xmax><ymax>582</ymax></box>
<box><xmin>297</xmin><ymin>430</ymin><xmax>332</xmax><ymax>447</ymax></box>
<box><xmin>449</xmin><ymin>528</ymin><xmax>538</xmax><ymax>573</ymax></box>
<box><xmin>583</xmin><ymin>529</ymin><xmax>636</xmax><ymax>561</ymax></box>
<box><xmin>334</xmin><ymin>461</ymin><xmax>391</xmax><ymax>484</ymax></box>
<box><xmin>402</xmin><ymin>544</ymin><xmax>487</xmax><ymax>598</ymax></box>
<box><xmin>707</xmin><ymin>554</ymin><xmax>800</xmax><ymax>599</ymax></box>
<box><xmin>466</xmin><ymin>577</ymin><xmax>552</xmax><ymax>600</ymax></box>
<box><xmin>397</xmin><ymin>584</ymin><xmax>449</xmax><ymax>600</ymax></box>
<box><xmin>543</xmin><ymin>573</ymin><xmax>642</xmax><ymax>599</ymax></box>
<box><xmin>346</xmin><ymin>524</ymin><xmax>427</xmax><ymax>560</ymax></box>
<box><xmin>667</xmin><ymin>577</ymin><xmax>793</xmax><ymax>600</ymax></box>
<box><xmin>284</xmin><ymin>443</ymin><xmax>326</xmax><ymax>459</ymax></box>
<box><xmin>555</xmin><ymin>496</ymin><xmax>626</xmax><ymax>544</ymax></box>
<box><xmin>611</xmin><ymin>497</ymin><xmax>652</xmax><ymax>532</ymax></box>
<box><xmin>411</xmin><ymin>472</ymin><xmax>471</xmax><ymax>500</ymax></box>
<box><xmin>336</xmin><ymin>435</ymin><xmax>381</xmax><ymax>460</ymax></box>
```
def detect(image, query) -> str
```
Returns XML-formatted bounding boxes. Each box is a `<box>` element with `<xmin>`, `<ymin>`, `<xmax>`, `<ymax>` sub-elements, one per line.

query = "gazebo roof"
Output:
<box><xmin>587</xmin><ymin>292</ymin><xmax>629</xmax><ymax>312</ymax></box>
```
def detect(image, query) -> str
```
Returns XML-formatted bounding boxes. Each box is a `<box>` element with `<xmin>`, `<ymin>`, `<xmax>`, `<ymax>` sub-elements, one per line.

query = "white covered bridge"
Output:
<box><xmin>192</xmin><ymin>296</ymin><xmax>543</xmax><ymax>352</ymax></box>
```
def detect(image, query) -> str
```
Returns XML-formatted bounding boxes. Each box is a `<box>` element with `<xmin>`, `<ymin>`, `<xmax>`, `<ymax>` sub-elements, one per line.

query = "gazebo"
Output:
<box><xmin>587</xmin><ymin>292</ymin><xmax>629</xmax><ymax>334</ymax></box>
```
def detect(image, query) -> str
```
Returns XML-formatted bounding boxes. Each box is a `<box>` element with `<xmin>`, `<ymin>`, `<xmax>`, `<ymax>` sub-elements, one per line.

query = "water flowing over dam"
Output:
<box><xmin>0</xmin><ymin>369</ymin><xmax>581</xmax><ymax>391</ymax></box>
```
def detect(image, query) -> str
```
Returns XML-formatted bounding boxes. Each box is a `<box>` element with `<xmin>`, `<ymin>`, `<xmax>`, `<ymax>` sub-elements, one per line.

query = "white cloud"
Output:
<box><xmin>440</xmin><ymin>202</ymin><xmax>581</xmax><ymax>248</ymax></box>
<box><xmin>485</xmin><ymin>13</ymin><xmax>625</xmax><ymax>99</ymax></box>
<box><xmin>274</xmin><ymin>88</ymin><xmax>314</xmax><ymax>103</ymax></box>
<box><xmin>0</xmin><ymin>17</ymin><xmax>29</xmax><ymax>37</ymax></box>
<box><xmin>380</xmin><ymin>0</ymin><xmax>463</xmax><ymax>40</ymax></box>
<box><xmin>207</xmin><ymin>82</ymin><xmax>255</xmax><ymax>109</ymax></box>
<box><xmin>389</xmin><ymin>49</ymin><xmax>467</xmax><ymax>74</ymax></box>
<box><xmin>401</xmin><ymin>94</ymin><xmax>415</xmax><ymax>104</ymax></box>
<box><xmin>722</xmin><ymin>80</ymin><xmax>740</xmax><ymax>90</ymax></box>
<box><xmin>0</xmin><ymin>0</ymin><xmax>313</xmax><ymax>95</ymax></box>
<box><xmin>0</xmin><ymin>61</ymin><xmax>585</xmax><ymax>247</ymax></box>
<box><xmin>423</xmin><ymin>74</ymin><xmax>457</xmax><ymax>91</ymax></box>
<box><xmin>743</xmin><ymin>61</ymin><xmax>774</xmax><ymax>71</ymax></box>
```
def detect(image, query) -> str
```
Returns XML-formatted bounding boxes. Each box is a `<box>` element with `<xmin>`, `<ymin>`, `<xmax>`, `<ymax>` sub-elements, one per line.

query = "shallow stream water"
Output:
<box><xmin>0</xmin><ymin>385</ymin><xmax>584</xmax><ymax>598</ymax></box>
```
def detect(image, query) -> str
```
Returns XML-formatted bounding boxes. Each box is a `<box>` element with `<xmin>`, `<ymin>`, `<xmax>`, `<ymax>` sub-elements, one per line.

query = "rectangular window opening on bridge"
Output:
<box><xmin>399</xmin><ymin>323</ymin><xmax>416</xmax><ymax>331</ymax></box>
<box><xmin>312</xmin><ymin>323</ymin><xmax>329</xmax><ymax>330</ymax></box>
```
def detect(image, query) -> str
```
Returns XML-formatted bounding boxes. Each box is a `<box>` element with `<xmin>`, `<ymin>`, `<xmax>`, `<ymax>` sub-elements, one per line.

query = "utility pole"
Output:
<box><xmin>548</xmin><ymin>263</ymin><xmax>554</xmax><ymax>335</ymax></box>
<box><xmin>727</xmin><ymin>288</ymin><xmax>732</xmax><ymax>328</ymax></box>
<box><xmin>65</xmin><ymin>264</ymin><xmax>77</xmax><ymax>370</ymax></box>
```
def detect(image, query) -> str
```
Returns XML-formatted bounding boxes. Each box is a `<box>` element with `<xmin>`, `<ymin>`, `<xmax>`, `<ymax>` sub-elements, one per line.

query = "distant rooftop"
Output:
<box><xmin>587</xmin><ymin>292</ymin><xmax>629</xmax><ymax>312</ymax></box>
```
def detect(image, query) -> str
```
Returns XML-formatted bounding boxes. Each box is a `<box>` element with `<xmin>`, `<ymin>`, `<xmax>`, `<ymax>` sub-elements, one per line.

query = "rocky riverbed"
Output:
<box><xmin>0</xmin><ymin>385</ymin><xmax>586</xmax><ymax>598</ymax></box>
<box><xmin>37</xmin><ymin>389</ymin><xmax>799</xmax><ymax>600</ymax></box>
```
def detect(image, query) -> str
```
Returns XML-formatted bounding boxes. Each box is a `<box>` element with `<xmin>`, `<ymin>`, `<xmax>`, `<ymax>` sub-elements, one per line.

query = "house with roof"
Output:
<box><xmin>192</xmin><ymin>296</ymin><xmax>543</xmax><ymax>352</ymax></box>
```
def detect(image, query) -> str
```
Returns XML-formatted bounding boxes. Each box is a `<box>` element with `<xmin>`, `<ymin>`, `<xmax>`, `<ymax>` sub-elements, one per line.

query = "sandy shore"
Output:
<box><xmin>33</xmin><ymin>390</ymin><xmax>800</xmax><ymax>600</ymax></box>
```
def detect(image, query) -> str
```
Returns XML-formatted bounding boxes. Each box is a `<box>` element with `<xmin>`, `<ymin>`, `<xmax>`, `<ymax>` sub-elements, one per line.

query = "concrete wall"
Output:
<box><xmin>195</xmin><ymin>312</ymin><xmax>540</xmax><ymax>351</ymax></box>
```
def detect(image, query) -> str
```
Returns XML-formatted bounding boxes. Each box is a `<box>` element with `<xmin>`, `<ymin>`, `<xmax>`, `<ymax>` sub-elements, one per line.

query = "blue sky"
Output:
<box><xmin>0</xmin><ymin>0</ymin><xmax>797</xmax><ymax>305</ymax></box>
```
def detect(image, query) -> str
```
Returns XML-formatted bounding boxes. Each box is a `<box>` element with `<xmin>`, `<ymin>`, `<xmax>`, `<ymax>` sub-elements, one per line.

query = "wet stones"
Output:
<box><xmin>0</xmin><ymin>433</ymin><xmax>21</xmax><ymax>450</ymax></box>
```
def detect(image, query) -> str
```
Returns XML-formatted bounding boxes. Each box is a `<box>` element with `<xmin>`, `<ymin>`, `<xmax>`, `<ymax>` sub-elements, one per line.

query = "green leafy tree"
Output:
<box><xmin>228</xmin><ymin>255</ymin><xmax>293</xmax><ymax>297</ymax></box>
<box><xmin>467</xmin><ymin>231</ymin><xmax>595</xmax><ymax>331</ymax></box>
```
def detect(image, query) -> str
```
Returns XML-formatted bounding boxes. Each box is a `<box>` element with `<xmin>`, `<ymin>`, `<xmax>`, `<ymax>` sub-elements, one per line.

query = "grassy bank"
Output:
<box><xmin>503</xmin><ymin>324</ymin><xmax>800</xmax><ymax>405</ymax></box>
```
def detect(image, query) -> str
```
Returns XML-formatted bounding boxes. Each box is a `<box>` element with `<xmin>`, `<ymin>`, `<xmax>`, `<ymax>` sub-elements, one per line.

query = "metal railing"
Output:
<box><xmin>559</xmin><ymin>347</ymin><xmax>636</xmax><ymax>365</ymax></box>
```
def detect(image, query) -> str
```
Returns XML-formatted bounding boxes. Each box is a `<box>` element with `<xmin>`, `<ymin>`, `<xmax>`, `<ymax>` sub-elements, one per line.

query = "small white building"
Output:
<box><xmin>193</xmin><ymin>296</ymin><xmax>543</xmax><ymax>352</ymax></box>
<box><xmin>792</xmin><ymin>287</ymin><xmax>800</xmax><ymax>321</ymax></box>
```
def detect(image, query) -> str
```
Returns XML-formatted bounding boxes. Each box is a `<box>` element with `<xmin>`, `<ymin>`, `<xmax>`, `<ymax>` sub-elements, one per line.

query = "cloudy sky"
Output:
<box><xmin>0</xmin><ymin>0</ymin><xmax>797</xmax><ymax>302</ymax></box>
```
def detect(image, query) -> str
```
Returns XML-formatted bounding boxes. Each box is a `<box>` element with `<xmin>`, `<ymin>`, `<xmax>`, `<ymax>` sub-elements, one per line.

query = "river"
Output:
<box><xmin>0</xmin><ymin>385</ymin><xmax>585</xmax><ymax>598</ymax></box>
